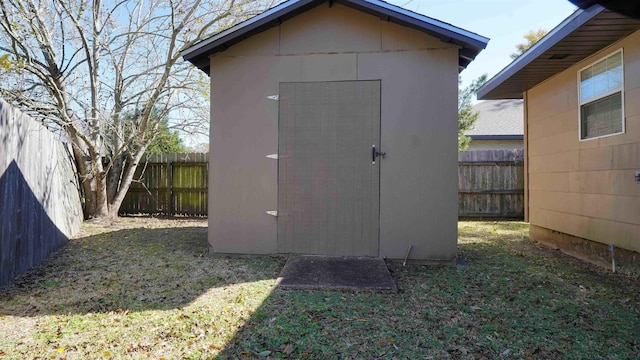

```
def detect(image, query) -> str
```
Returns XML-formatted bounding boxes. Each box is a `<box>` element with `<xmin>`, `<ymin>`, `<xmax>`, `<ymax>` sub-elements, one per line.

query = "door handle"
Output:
<box><xmin>372</xmin><ymin>145</ymin><xmax>385</xmax><ymax>164</ymax></box>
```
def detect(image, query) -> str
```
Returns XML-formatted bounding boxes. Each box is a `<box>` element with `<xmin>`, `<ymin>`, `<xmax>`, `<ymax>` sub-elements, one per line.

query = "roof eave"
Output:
<box><xmin>345</xmin><ymin>0</ymin><xmax>488</xmax><ymax>49</ymax></box>
<box><xmin>181</xmin><ymin>0</ymin><xmax>315</xmax><ymax>57</ymax></box>
<box><xmin>182</xmin><ymin>0</ymin><xmax>319</xmax><ymax>73</ymax></box>
<box><xmin>182</xmin><ymin>0</ymin><xmax>488</xmax><ymax>75</ymax></box>
<box><xmin>470</xmin><ymin>135</ymin><xmax>524</xmax><ymax>140</ymax></box>
<box><xmin>477</xmin><ymin>5</ymin><xmax>606</xmax><ymax>100</ymax></box>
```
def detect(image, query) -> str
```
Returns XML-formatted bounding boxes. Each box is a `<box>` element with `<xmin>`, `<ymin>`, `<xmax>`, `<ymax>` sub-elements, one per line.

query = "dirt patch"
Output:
<box><xmin>76</xmin><ymin>215</ymin><xmax>207</xmax><ymax>235</ymax></box>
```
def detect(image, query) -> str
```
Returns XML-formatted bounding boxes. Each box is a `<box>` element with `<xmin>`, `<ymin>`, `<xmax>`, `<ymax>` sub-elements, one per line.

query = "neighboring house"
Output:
<box><xmin>465</xmin><ymin>99</ymin><xmax>524</xmax><ymax>150</ymax></box>
<box><xmin>478</xmin><ymin>5</ymin><xmax>640</xmax><ymax>265</ymax></box>
<box><xmin>183</xmin><ymin>0</ymin><xmax>487</xmax><ymax>262</ymax></box>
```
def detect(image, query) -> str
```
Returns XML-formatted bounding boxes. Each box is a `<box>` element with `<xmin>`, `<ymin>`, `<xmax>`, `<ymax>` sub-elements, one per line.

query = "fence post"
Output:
<box><xmin>119</xmin><ymin>153</ymin><xmax>208</xmax><ymax>217</ymax></box>
<box><xmin>167</xmin><ymin>160</ymin><xmax>174</xmax><ymax>216</ymax></box>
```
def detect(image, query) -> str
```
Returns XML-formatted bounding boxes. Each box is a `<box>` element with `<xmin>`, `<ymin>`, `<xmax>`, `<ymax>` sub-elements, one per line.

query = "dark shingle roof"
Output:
<box><xmin>466</xmin><ymin>100</ymin><xmax>523</xmax><ymax>139</ymax></box>
<box><xmin>182</xmin><ymin>0</ymin><xmax>488</xmax><ymax>74</ymax></box>
<box><xmin>478</xmin><ymin>5</ymin><xmax>640</xmax><ymax>100</ymax></box>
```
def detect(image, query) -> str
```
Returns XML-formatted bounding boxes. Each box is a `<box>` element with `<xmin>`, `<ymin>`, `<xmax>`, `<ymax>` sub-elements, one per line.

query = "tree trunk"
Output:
<box><xmin>94</xmin><ymin>168</ymin><xmax>109</xmax><ymax>218</ymax></box>
<box><xmin>72</xmin><ymin>145</ymin><xmax>96</xmax><ymax>219</ymax></box>
<box><xmin>77</xmin><ymin>165</ymin><xmax>115</xmax><ymax>219</ymax></box>
<box><xmin>106</xmin><ymin>147</ymin><xmax>147</xmax><ymax>218</ymax></box>
<box><xmin>106</xmin><ymin>152</ymin><xmax>126</xmax><ymax>203</ymax></box>
<box><xmin>71</xmin><ymin>138</ymin><xmax>110</xmax><ymax>219</ymax></box>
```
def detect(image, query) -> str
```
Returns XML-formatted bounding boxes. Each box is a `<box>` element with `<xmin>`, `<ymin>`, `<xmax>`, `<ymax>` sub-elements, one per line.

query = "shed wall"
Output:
<box><xmin>526</xmin><ymin>29</ymin><xmax>640</xmax><ymax>253</ymax></box>
<box><xmin>208</xmin><ymin>3</ymin><xmax>459</xmax><ymax>260</ymax></box>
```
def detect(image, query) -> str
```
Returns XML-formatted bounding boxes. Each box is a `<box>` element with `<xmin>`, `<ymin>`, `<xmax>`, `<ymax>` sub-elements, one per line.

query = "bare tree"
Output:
<box><xmin>0</xmin><ymin>0</ymin><xmax>268</xmax><ymax>218</ymax></box>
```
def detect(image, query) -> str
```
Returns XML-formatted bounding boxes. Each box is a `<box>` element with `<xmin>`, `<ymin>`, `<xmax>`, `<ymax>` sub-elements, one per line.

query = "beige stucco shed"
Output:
<box><xmin>183</xmin><ymin>0</ymin><xmax>488</xmax><ymax>262</ymax></box>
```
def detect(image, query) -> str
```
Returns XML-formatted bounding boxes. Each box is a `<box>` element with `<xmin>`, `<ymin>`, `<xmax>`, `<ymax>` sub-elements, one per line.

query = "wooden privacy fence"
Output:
<box><xmin>121</xmin><ymin>150</ymin><xmax>523</xmax><ymax>218</ymax></box>
<box><xmin>0</xmin><ymin>100</ymin><xmax>83</xmax><ymax>286</ymax></box>
<box><xmin>120</xmin><ymin>153</ymin><xmax>208</xmax><ymax>216</ymax></box>
<box><xmin>458</xmin><ymin>149</ymin><xmax>524</xmax><ymax>218</ymax></box>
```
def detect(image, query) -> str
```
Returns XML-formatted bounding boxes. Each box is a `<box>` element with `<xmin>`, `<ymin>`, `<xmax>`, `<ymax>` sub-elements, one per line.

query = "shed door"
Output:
<box><xmin>278</xmin><ymin>81</ymin><xmax>381</xmax><ymax>256</ymax></box>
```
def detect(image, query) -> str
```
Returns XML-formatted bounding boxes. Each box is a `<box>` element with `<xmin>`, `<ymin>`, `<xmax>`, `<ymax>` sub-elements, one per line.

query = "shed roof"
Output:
<box><xmin>467</xmin><ymin>100</ymin><xmax>523</xmax><ymax>140</ymax></box>
<box><xmin>478</xmin><ymin>5</ymin><xmax>640</xmax><ymax>100</ymax></box>
<box><xmin>182</xmin><ymin>0</ymin><xmax>488</xmax><ymax>74</ymax></box>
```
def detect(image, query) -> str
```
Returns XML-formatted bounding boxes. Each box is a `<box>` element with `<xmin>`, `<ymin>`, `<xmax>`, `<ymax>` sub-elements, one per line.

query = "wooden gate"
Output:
<box><xmin>120</xmin><ymin>153</ymin><xmax>208</xmax><ymax>216</ymax></box>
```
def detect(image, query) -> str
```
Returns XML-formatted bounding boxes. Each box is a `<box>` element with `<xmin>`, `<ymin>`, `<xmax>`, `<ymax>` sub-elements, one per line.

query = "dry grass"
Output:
<box><xmin>0</xmin><ymin>218</ymin><xmax>638</xmax><ymax>359</ymax></box>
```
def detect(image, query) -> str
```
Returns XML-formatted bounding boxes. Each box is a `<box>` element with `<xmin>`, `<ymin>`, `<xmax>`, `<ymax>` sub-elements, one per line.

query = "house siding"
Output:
<box><xmin>208</xmin><ymin>3</ymin><xmax>459</xmax><ymax>260</ymax></box>
<box><xmin>526</xmin><ymin>29</ymin><xmax>640</xmax><ymax>253</ymax></box>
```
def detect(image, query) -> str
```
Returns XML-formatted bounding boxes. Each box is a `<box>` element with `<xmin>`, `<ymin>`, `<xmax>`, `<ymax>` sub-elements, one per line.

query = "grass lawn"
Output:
<box><xmin>1</xmin><ymin>218</ymin><xmax>638</xmax><ymax>359</ymax></box>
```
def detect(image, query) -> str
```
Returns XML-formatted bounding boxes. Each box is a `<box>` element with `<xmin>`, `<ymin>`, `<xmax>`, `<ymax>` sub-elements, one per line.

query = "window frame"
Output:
<box><xmin>577</xmin><ymin>48</ymin><xmax>625</xmax><ymax>141</ymax></box>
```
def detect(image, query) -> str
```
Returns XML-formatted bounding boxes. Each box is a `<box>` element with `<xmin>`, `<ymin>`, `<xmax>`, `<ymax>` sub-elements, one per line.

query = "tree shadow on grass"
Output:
<box><xmin>0</xmin><ymin>225</ymin><xmax>283</xmax><ymax>316</ymax></box>
<box><xmin>216</xmin><ymin>222</ymin><xmax>640</xmax><ymax>359</ymax></box>
<box><xmin>2</xmin><ymin>220</ymin><xmax>638</xmax><ymax>358</ymax></box>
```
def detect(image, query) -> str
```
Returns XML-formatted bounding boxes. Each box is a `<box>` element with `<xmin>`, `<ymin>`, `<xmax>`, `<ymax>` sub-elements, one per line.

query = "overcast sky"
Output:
<box><xmin>388</xmin><ymin>0</ymin><xmax>577</xmax><ymax>91</ymax></box>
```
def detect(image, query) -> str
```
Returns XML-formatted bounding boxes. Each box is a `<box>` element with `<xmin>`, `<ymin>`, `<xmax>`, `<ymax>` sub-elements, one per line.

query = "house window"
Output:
<box><xmin>579</xmin><ymin>50</ymin><xmax>624</xmax><ymax>140</ymax></box>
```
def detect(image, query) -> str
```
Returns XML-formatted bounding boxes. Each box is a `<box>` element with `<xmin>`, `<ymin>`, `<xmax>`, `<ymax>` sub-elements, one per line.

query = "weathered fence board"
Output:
<box><xmin>0</xmin><ymin>100</ymin><xmax>83</xmax><ymax>286</ymax></box>
<box><xmin>458</xmin><ymin>149</ymin><xmax>524</xmax><ymax>218</ymax></box>
<box><xmin>120</xmin><ymin>153</ymin><xmax>208</xmax><ymax>216</ymax></box>
<box><xmin>122</xmin><ymin>149</ymin><xmax>522</xmax><ymax>219</ymax></box>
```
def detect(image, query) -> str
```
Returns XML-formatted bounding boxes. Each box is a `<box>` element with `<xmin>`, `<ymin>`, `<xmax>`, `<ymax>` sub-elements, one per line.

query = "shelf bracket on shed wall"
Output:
<box><xmin>267</xmin><ymin>154</ymin><xmax>288</xmax><ymax>159</ymax></box>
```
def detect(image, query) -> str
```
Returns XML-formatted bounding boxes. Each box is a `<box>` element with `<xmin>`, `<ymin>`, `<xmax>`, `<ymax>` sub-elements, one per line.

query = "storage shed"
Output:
<box><xmin>182</xmin><ymin>0</ymin><xmax>488</xmax><ymax>262</ymax></box>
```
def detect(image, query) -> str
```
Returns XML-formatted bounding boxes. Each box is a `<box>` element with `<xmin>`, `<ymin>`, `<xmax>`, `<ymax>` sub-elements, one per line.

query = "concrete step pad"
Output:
<box><xmin>276</xmin><ymin>256</ymin><xmax>397</xmax><ymax>291</ymax></box>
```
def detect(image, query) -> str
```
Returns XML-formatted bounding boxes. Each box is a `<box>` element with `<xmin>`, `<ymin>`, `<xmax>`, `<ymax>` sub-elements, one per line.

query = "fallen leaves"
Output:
<box><xmin>258</xmin><ymin>350</ymin><xmax>271</xmax><ymax>357</ymax></box>
<box><xmin>1</xmin><ymin>220</ymin><xmax>638</xmax><ymax>359</ymax></box>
